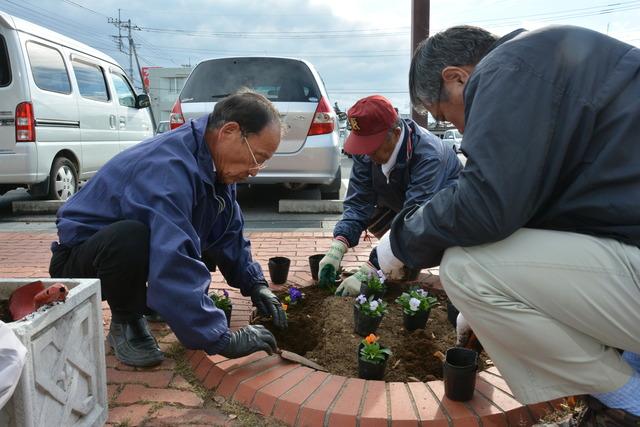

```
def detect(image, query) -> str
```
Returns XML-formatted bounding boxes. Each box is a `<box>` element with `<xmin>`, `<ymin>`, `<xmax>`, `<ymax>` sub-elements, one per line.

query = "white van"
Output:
<box><xmin>0</xmin><ymin>12</ymin><xmax>153</xmax><ymax>200</ymax></box>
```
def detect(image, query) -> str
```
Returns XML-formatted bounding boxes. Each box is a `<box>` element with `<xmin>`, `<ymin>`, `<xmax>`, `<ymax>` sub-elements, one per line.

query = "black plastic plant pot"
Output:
<box><xmin>222</xmin><ymin>305</ymin><xmax>232</xmax><ymax>328</ymax></box>
<box><xmin>357</xmin><ymin>343</ymin><xmax>389</xmax><ymax>380</ymax></box>
<box><xmin>268</xmin><ymin>256</ymin><xmax>291</xmax><ymax>285</ymax></box>
<box><xmin>359</xmin><ymin>282</ymin><xmax>386</xmax><ymax>299</ymax></box>
<box><xmin>447</xmin><ymin>301</ymin><xmax>459</xmax><ymax>328</ymax></box>
<box><xmin>443</xmin><ymin>347</ymin><xmax>478</xmax><ymax>402</ymax></box>
<box><xmin>403</xmin><ymin>309</ymin><xmax>430</xmax><ymax>332</ymax></box>
<box><xmin>353</xmin><ymin>305</ymin><xmax>383</xmax><ymax>337</ymax></box>
<box><xmin>308</xmin><ymin>254</ymin><xmax>324</xmax><ymax>281</ymax></box>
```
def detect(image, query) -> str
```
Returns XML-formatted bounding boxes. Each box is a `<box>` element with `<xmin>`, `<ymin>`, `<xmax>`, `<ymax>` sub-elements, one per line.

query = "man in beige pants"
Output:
<box><xmin>374</xmin><ymin>25</ymin><xmax>640</xmax><ymax>426</ymax></box>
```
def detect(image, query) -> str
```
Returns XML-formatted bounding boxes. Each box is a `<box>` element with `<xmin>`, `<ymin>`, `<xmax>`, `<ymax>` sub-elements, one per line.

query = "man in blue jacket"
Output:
<box><xmin>50</xmin><ymin>91</ymin><xmax>286</xmax><ymax>367</ymax></box>
<box><xmin>377</xmin><ymin>26</ymin><xmax>640</xmax><ymax>424</ymax></box>
<box><xmin>318</xmin><ymin>95</ymin><xmax>461</xmax><ymax>295</ymax></box>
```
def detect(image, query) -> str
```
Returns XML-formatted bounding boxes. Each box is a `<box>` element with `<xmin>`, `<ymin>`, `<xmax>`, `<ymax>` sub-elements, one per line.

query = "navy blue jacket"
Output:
<box><xmin>54</xmin><ymin>116</ymin><xmax>266</xmax><ymax>354</ymax></box>
<box><xmin>391</xmin><ymin>26</ymin><xmax>640</xmax><ymax>267</ymax></box>
<box><xmin>334</xmin><ymin>119</ymin><xmax>462</xmax><ymax>247</ymax></box>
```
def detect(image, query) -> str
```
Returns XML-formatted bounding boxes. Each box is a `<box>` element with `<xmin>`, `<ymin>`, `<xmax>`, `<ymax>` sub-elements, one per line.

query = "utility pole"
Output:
<box><xmin>108</xmin><ymin>10</ymin><xmax>140</xmax><ymax>83</ymax></box>
<box><xmin>411</xmin><ymin>0</ymin><xmax>430</xmax><ymax>126</ymax></box>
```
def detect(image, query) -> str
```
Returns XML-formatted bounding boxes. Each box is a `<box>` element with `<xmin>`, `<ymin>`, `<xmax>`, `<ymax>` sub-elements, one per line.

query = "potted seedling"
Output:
<box><xmin>210</xmin><ymin>289</ymin><xmax>233</xmax><ymax>327</ymax></box>
<box><xmin>357</xmin><ymin>333</ymin><xmax>392</xmax><ymax>380</ymax></box>
<box><xmin>359</xmin><ymin>269</ymin><xmax>387</xmax><ymax>299</ymax></box>
<box><xmin>353</xmin><ymin>294</ymin><xmax>387</xmax><ymax>336</ymax></box>
<box><xmin>395</xmin><ymin>287</ymin><xmax>438</xmax><ymax>332</ymax></box>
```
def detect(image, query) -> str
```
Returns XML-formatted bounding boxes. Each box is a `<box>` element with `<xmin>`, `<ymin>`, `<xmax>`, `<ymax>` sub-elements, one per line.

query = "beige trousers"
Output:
<box><xmin>440</xmin><ymin>228</ymin><xmax>640</xmax><ymax>404</ymax></box>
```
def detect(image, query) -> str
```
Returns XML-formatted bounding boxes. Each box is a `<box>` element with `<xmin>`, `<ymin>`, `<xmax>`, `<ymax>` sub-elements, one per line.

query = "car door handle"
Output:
<box><xmin>109</xmin><ymin>114</ymin><xmax>116</xmax><ymax>129</ymax></box>
<box><xmin>119</xmin><ymin>116</ymin><xmax>126</xmax><ymax>129</ymax></box>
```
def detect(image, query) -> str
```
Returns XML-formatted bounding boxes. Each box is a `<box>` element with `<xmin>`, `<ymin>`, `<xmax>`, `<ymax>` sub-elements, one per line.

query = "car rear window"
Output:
<box><xmin>0</xmin><ymin>35</ymin><xmax>10</xmax><ymax>87</ymax></box>
<box><xmin>26</xmin><ymin>41</ymin><xmax>71</xmax><ymax>94</ymax></box>
<box><xmin>180</xmin><ymin>58</ymin><xmax>320</xmax><ymax>103</ymax></box>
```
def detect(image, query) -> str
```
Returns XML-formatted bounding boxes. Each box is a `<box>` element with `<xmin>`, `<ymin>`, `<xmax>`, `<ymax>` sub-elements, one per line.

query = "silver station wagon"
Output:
<box><xmin>169</xmin><ymin>57</ymin><xmax>341</xmax><ymax>198</ymax></box>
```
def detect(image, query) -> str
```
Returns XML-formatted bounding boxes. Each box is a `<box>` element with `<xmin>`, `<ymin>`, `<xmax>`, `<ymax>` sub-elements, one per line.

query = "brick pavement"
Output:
<box><xmin>0</xmin><ymin>230</ymin><xmax>555</xmax><ymax>426</ymax></box>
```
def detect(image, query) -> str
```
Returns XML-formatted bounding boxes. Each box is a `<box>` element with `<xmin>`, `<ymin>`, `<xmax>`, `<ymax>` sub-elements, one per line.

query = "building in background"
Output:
<box><xmin>143</xmin><ymin>67</ymin><xmax>192</xmax><ymax>125</ymax></box>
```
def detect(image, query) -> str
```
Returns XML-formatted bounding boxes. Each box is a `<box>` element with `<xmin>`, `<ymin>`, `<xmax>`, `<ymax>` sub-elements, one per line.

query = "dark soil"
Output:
<box><xmin>254</xmin><ymin>283</ymin><xmax>487</xmax><ymax>382</ymax></box>
<box><xmin>0</xmin><ymin>299</ymin><xmax>11</xmax><ymax>323</ymax></box>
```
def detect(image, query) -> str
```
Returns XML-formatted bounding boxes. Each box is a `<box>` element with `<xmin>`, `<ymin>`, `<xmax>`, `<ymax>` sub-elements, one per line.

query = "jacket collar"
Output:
<box><xmin>191</xmin><ymin>115</ymin><xmax>216</xmax><ymax>188</ymax></box>
<box><xmin>486</xmin><ymin>28</ymin><xmax>527</xmax><ymax>55</ymax></box>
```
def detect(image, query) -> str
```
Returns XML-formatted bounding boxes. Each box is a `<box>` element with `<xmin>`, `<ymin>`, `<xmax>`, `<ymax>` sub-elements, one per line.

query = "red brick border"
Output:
<box><xmin>195</xmin><ymin>275</ymin><xmax>558</xmax><ymax>427</ymax></box>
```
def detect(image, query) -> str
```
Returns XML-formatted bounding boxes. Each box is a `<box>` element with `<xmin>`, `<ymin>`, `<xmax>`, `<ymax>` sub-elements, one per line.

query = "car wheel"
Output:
<box><xmin>48</xmin><ymin>157</ymin><xmax>78</xmax><ymax>201</ymax></box>
<box><xmin>320</xmin><ymin>167</ymin><xmax>341</xmax><ymax>200</ymax></box>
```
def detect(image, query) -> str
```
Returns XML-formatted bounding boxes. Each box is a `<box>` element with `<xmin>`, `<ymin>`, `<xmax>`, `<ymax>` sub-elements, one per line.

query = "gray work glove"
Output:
<box><xmin>318</xmin><ymin>239</ymin><xmax>348</xmax><ymax>287</ymax></box>
<box><xmin>335</xmin><ymin>262</ymin><xmax>377</xmax><ymax>296</ymax></box>
<box><xmin>219</xmin><ymin>325</ymin><xmax>278</xmax><ymax>358</ymax></box>
<box><xmin>251</xmin><ymin>283</ymin><xmax>287</xmax><ymax>329</ymax></box>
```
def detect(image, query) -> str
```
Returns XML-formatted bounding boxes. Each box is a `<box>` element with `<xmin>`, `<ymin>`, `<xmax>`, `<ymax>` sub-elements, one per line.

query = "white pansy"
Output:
<box><xmin>409</xmin><ymin>297</ymin><xmax>421</xmax><ymax>311</ymax></box>
<box><xmin>369</xmin><ymin>300</ymin><xmax>379</xmax><ymax>311</ymax></box>
<box><xmin>356</xmin><ymin>294</ymin><xmax>367</xmax><ymax>305</ymax></box>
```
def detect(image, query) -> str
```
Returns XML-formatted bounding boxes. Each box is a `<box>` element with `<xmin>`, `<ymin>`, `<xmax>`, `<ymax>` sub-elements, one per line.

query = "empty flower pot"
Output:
<box><xmin>357</xmin><ymin>343</ymin><xmax>389</xmax><ymax>380</ymax></box>
<box><xmin>353</xmin><ymin>305</ymin><xmax>383</xmax><ymax>337</ymax></box>
<box><xmin>443</xmin><ymin>347</ymin><xmax>478</xmax><ymax>402</ymax></box>
<box><xmin>403</xmin><ymin>309</ymin><xmax>430</xmax><ymax>332</ymax></box>
<box><xmin>308</xmin><ymin>254</ymin><xmax>324</xmax><ymax>281</ymax></box>
<box><xmin>268</xmin><ymin>257</ymin><xmax>291</xmax><ymax>285</ymax></box>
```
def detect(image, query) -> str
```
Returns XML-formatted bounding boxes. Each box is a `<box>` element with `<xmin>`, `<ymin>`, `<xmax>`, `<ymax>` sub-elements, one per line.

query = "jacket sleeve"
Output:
<box><xmin>121</xmin><ymin>162</ymin><xmax>230</xmax><ymax>355</ymax></box>
<box><xmin>390</xmin><ymin>59</ymin><xmax>569</xmax><ymax>268</ymax></box>
<box><xmin>207</xmin><ymin>185</ymin><xmax>266</xmax><ymax>296</ymax></box>
<box><xmin>403</xmin><ymin>137</ymin><xmax>462</xmax><ymax>209</ymax></box>
<box><xmin>333</xmin><ymin>155</ymin><xmax>377</xmax><ymax>247</ymax></box>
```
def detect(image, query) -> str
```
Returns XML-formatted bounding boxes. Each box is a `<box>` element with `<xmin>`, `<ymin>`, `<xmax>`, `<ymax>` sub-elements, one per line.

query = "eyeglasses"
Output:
<box><xmin>242</xmin><ymin>134</ymin><xmax>267</xmax><ymax>170</ymax></box>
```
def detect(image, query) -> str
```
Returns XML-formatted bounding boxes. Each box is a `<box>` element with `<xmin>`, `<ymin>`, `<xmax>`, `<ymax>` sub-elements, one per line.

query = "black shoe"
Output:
<box><xmin>573</xmin><ymin>396</ymin><xmax>640</xmax><ymax>426</ymax></box>
<box><xmin>107</xmin><ymin>317</ymin><xmax>164</xmax><ymax>367</ymax></box>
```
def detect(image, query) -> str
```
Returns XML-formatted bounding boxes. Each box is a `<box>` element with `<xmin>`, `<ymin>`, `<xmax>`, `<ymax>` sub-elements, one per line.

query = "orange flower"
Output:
<box><xmin>282</xmin><ymin>303</ymin><xmax>288</xmax><ymax>311</ymax></box>
<box><xmin>364</xmin><ymin>334</ymin><xmax>378</xmax><ymax>345</ymax></box>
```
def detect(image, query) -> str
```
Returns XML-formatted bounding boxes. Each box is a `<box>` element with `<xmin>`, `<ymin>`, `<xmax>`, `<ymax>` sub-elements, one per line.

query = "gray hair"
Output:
<box><xmin>409</xmin><ymin>25</ymin><xmax>498</xmax><ymax>115</ymax></box>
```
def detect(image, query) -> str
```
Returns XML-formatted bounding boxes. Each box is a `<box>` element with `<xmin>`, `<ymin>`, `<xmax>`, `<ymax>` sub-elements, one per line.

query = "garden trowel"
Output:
<box><xmin>276</xmin><ymin>349</ymin><xmax>327</xmax><ymax>372</ymax></box>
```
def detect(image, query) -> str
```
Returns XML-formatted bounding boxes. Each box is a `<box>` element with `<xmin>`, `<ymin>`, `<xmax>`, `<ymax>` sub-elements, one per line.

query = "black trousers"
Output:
<box><xmin>49</xmin><ymin>220</ymin><xmax>150</xmax><ymax>322</ymax></box>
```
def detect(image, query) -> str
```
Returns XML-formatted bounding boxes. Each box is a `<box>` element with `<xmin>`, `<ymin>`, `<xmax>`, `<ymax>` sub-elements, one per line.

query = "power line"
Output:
<box><xmin>60</xmin><ymin>0</ymin><xmax>109</xmax><ymax>18</ymax></box>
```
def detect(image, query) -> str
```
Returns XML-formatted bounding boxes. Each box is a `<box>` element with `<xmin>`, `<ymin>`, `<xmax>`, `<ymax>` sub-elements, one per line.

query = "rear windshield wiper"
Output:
<box><xmin>211</xmin><ymin>93</ymin><xmax>231</xmax><ymax>100</ymax></box>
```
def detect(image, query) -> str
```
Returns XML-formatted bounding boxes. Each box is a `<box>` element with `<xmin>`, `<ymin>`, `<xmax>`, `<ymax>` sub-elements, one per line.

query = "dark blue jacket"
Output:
<box><xmin>54</xmin><ymin>116</ymin><xmax>265</xmax><ymax>354</ymax></box>
<box><xmin>334</xmin><ymin>119</ymin><xmax>462</xmax><ymax>247</ymax></box>
<box><xmin>391</xmin><ymin>26</ymin><xmax>640</xmax><ymax>267</ymax></box>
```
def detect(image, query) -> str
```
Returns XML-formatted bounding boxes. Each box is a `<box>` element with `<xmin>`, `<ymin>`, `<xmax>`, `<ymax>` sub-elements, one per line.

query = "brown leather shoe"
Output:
<box><xmin>573</xmin><ymin>396</ymin><xmax>640</xmax><ymax>426</ymax></box>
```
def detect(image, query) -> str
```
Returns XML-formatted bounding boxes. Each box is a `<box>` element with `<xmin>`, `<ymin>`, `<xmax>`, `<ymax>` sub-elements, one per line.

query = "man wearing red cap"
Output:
<box><xmin>318</xmin><ymin>95</ymin><xmax>462</xmax><ymax>295</ymax></box>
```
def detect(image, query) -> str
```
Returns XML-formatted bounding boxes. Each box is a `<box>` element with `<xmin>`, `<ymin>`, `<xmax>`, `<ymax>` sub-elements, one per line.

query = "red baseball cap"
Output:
<box><xmin>344</xmin><ymin>95</ymin><xmax>398</xmax><ymax>155</ymax></box>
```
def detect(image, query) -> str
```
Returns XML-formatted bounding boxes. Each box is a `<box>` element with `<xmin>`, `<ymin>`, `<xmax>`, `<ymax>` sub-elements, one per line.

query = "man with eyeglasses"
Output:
<box><xmin>318</xmin><ymin>95</ymin><xmax>462</xmax><ymax>295</ymax></box>
<box><xmin>50</xmin><ymin>91</ymin><xmax>287</xmax><ymax>367</ymax></box>
<box><xmin>376</xmin><ymin>25</ymin><xmax>640</xmax><ymax>425</ymax></box>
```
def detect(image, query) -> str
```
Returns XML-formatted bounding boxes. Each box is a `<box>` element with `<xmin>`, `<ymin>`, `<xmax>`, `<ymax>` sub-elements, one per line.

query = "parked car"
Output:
<box><xmin>443</xmin><ymin>129</ymin><xmax>463</xmax><ymax>153</ymax></box>
<box><xmin>0</xmin><ymin>12</ymin><xmax>153</xmax><ymax>200</ymax></box>
<box><xmin>156</xmin><ymin>120</ymin><xmax>170</xmax><ymax>134</ymax></box>
<box><xmin>170</xmin><ymin>57</ymin><xmax>341</xmax><ymax>198</ymax></box>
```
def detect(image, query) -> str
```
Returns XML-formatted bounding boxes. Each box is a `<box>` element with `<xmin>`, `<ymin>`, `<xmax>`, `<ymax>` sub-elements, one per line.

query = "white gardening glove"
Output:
<box><xmin>335</xmin><ymin>262</ymin><xmax>377</xmax><ymax>296</ymax></box>
<box><xmin>318</xmin><ymin>238</ymin><xmax>348</xmax><ymax>287</ymax></box>
<box><xmin>455</xmin><ymin>312</ymin><xmax>472</xmax><ymax>347</ymax></box>
<box><xmin>376</xmin><ymin>230</ymin><xmax>403</xmax><ymax>274</ymax></box>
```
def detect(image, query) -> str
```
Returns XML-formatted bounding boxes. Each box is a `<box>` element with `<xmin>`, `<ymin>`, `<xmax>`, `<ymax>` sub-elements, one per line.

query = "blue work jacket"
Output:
<box><xmin>53</xmin><ymin>116</ymin><xmax>265</xmax><ymax>354</ymax></box>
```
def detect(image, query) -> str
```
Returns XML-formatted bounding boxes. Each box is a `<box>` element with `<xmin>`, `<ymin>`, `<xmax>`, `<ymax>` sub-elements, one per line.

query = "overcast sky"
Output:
<box><xmin>2</xmin><ymin>0</ymin><xmax>639</xmax><ymax>113</ymax></box>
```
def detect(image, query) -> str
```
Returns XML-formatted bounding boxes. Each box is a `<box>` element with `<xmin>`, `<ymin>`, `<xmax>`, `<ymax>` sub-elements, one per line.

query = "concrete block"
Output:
<box><xmin>12</xmin><ymin>200</ymin><xmax>64</xmax><ymax>214</ymax></box>
<box><xmin>0</xmin><ymin>278</ymin><xmax>107</xmax><ymax>427</ymax></box>
<box><xmin>278</xmin><ymin>199</ymin><xmax>343</xmax><ymax>214</ymax></box>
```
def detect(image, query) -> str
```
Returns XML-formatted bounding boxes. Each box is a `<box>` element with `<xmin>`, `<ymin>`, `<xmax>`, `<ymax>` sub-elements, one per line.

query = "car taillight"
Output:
<box><xmin>307</xmin><ymin>96</ymin><xmax>335</xmax><ymax>136</ymax></box>
<box><xmin>15</xmin><ymin>102</ymin><xmax>35</xmax><ymax>142</ymax></box>
<box><xmin>169</xmin><ymin>99</ymin><xmax>185</xmax><ymax>130</ymax></box>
